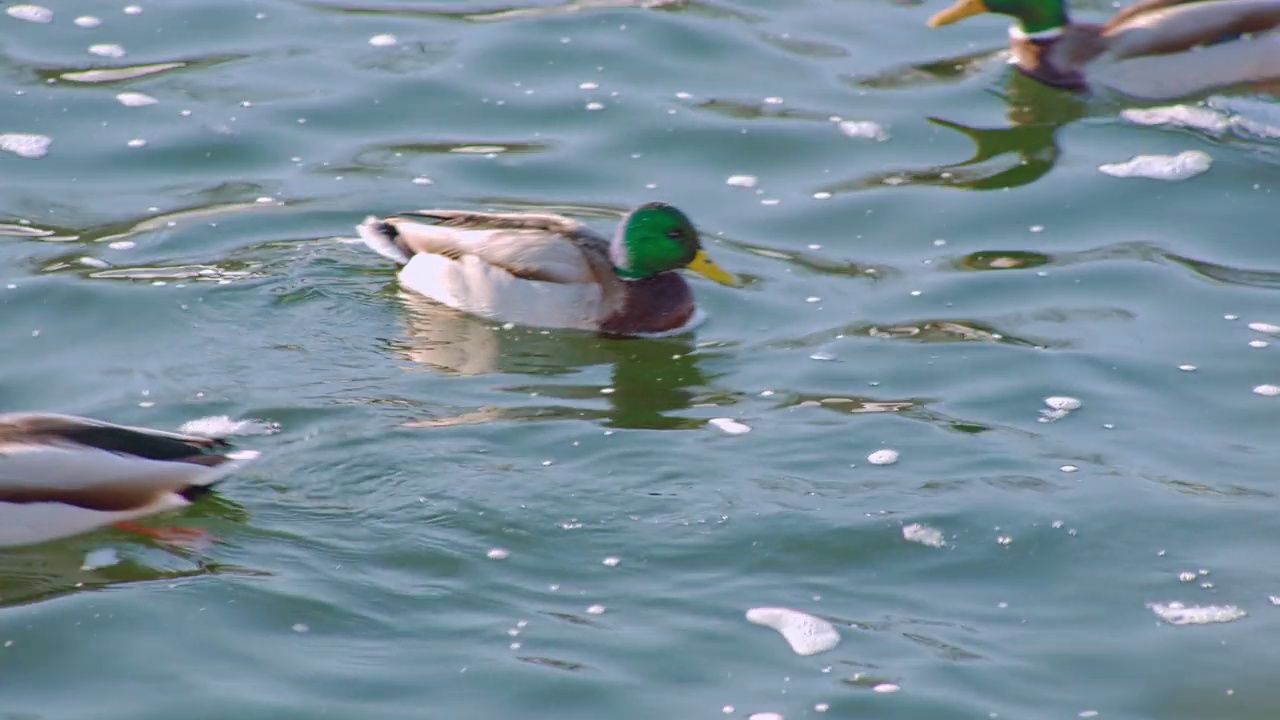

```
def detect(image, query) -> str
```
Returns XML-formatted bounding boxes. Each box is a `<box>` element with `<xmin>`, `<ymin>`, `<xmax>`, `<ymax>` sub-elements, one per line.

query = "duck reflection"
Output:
<box><xmin>391</xmin><ymin>291</ymin><xmax>724</xmax><ymax>430</ymax></box>
<box><xmin>828</xmin><ymin>72</ymin><xmax>1089</xmax><ymax>193</ymax></box>
<box><xmin>0</xmin><ymin>493</ymin><xmax>263</xmax><ymax>610</ymax></box>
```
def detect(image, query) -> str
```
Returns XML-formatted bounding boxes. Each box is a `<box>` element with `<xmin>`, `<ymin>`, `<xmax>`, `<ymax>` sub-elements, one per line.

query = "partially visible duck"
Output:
<box><xmin>927</xmin><ymin>0</ymin><xmax>1280</xmax><ymax>99</ymax></box>
<box><xmin>355</xmin><ymin>202</ymin><xmax>740</xmax><ymax>338</ymax></box>
<box><xmin>0</xmin><ymin>413</ymin><xmax>257</xmax><ymax>548</ymax></box>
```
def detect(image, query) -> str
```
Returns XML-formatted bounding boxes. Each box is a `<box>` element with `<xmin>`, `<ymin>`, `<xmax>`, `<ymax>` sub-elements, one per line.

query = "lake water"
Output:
<box><xmin>2</xmin><ymin>1</ymin><xmax>1279</xmax><ymax>718</ymax></box>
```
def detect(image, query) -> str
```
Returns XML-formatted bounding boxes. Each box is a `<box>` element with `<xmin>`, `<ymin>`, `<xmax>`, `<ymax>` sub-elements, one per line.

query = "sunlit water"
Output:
<box><xmin>2</xmin><ymin>1</ymin><xmax>1279</xmax><ymax>719</ymax></box>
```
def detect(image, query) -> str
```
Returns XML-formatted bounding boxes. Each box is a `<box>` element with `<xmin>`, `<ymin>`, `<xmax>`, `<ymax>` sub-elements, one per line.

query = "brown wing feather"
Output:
<box><xmin>401</xmin><ymin>209</ymin><xmax>585</xmax><ymax>235</ymax></box>
<box><xmin>1102</xmin><ymin>0</ymin><xmax>1280</xmax><ymax>59</ymax></box>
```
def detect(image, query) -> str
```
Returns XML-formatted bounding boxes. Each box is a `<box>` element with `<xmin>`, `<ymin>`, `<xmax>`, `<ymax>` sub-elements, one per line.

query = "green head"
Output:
<box><xmin>928</xmin><ymin>0</ymin><xmax>1068</xmax><ymax>35</ymax></box>
<box><xmin>610</xmin><ymin>202</ymin><xmax>739</xmax><ymax>286</ymax></box>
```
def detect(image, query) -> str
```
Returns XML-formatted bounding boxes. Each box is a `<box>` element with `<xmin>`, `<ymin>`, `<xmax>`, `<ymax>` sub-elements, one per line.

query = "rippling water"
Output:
<box><xmin>2</xmin><ymin>1</ymin><xmax>1279</xmax><ymax>718</ymax></box>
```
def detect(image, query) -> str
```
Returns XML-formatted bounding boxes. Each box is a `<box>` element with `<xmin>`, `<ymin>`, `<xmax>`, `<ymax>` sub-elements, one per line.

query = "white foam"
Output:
<box><xmin>838</xmin><ymin>120</ymin><xmax>888</xmax><ymax>141</ymax></box>
<box><xmin>903</xmin><ymin>523</ymin><xmax>945</xmax><ymax>548</ymax></box>
<box><xmin>748</xmin><ymin>714</ymin><xmax>783</xmax><ymax>720</ymax></box>
<box><xmin>80</xmin><ymin>547</ymin><xmax>121</xmax><ymax>571</ymax></box>
<box><xmin>1120</xmin><ymin>105</ymin><xmax>1231</xmax><ymax>134</ymax></box>
<box><xmin>177</xmin><ymin>415</ymin><xmax>279</xmax><ymax>437</ymax></box>
<box><xmin>89</xmin><ymin>43</ymin><xmax>127</xmax><ymax>58</ymax></box>
<box><xmin>7</xmin><ymin>5</ymin><xmax>52</xmax><ymax>23</ymax></box>
<box><xmin>1044</xmin><ymin>396</ymin><xmax>1081</xmax><ymax>411</ymax></box>
<box><xmin>75</xmin><ymin>15</ymin><xmax>102</xmax><ymax>27</ymax></box>
<box><xmin>726</xmin><ymin>175</ymin><xmax>758</xmax><ymax>188</ymax></box>
<box><xmin>116</xmin><ymin>91</ymin><xmax>157</xmax><ymax>107</ymax></box>
<box><xmin>369</xmin><ymin>33</ymin><xmax>397</xmax><ymax>46</ymax></box>
<box><xmin>0</xmin><ymin>133</ymin><xmax>51</xmax><ymax>158</ymax></box>
<box><xmin>1098</xmin><ymin>151</ymin><xmax>1212</xmax><ymax>181</ymax></box>
<box><xmin>746</xmin><ymin>606</ymin><xmax>840</xmax><ymax>656</ymax></box>
<box><xmin>868</xmin><ymin>449</ymin><xmax>899</xmax><ymax>466</ymax></box>
<box><xmin>1148</xmin><ymin>601</ymin><xmax>1246</xmax><ymax>625</ymax></box>
<box><xmin>1248</xmin><ymin>322</ymin><xmax>1280</xmax><ymax>334</ymax></box>
<box><xmin>1253</xmin><ymin>384</ymin><xmax>1280</xmax><ymax>397</ymax></box>
<box><xmin>709</xmin><ymin>417</ymin><xmax>751</xmax><ymax>435</ymax></box>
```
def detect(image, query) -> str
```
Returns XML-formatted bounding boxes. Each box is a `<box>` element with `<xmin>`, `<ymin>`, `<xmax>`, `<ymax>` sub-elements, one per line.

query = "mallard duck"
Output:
<box><xmin>927</xmin><ymin>0</ymin><xmax>1280</xmax><ymax>99</ymax></box>
<box><xmin>355</xmin><ymin>203</ymin><xmax>740</xmax><ymax>337</ymax></box>
<box><xmin>0</xmin><ymin>413</ymin><xmax>257</xmax><ymax>548</ymax></box>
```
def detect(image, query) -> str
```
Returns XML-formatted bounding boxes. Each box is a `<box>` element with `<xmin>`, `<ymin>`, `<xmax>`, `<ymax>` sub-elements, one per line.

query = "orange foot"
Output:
<box><xmin>112</xmin><ymin>521</ymin><xmax>213</xmax><ymax>549</ymax></box>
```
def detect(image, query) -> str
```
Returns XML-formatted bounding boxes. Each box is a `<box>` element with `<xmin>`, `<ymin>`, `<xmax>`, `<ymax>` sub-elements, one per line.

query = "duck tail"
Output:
<box><xmin>355</xmin><ymin>216</ymin><xmax>412</xmax><ymax>265</ymax></box>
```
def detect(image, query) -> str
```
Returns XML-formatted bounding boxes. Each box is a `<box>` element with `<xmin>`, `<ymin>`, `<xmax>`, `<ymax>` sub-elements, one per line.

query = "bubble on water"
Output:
<box><xmin>586</xmin><ymin>604</ymin><xmax>605</xmax><ymax>615</ymax></box>
<box><xmin>814</xmin><ymin>704</ymin><xmax>829</xmax><ymax>713</ymax></box>
<box><xmin>838</xmin><ymin>120</ymin><xmax>889</xmax><ymax>141</ymax></box>
<box><xmin>1148</xmin><ymin>601</ymin><xmax>1246</xmax><ymax>625</ymax></box>
<box><xmin>760</xmin><ymin>198</ymin><xmax>780</xmax><ymax>205</ymax></box>
<box><xmin>1061</xmin><ymin>465</ymin><xmax>1079</xmax><ymax>473</ymax></box>
<box><xmin>806</xmin><ymin>296</ymin><xmax>821</xmax><ymax>303</ymax></box>
<box><xmin>1248</xmin><ymin>322</ymin><xmax>1280</xmax><ymax>334</ymax></box>
<box><xmin>996</xmin><ymin>535</ymin><xmax>1013</xmax><ymax>545</ymax></box>
<box><xmin>1253</xmin><ymin>384</ymin><xmax>1280</xmax><ymax>397</ymax></box>
<box><xmin>675</xmin><ymin>91</ymin><xmax>693</xmax><ymax>99</ymax></box>
<box><xmin>487</xmin><ymin>548</ymin><xmax>510</xmax><ymax>560</ymax></box>
<box><xmin>1120</xmin><ymin>105</ymin><xmax>1231</xmax><ymax>134</ymax></box>
<box><xmin>126</xmin><ymin>138</ymin><xmax>147</xmax><ymax>148</ymax></box>
<box><xmin>124</xmin><ymin>5</ymin><xmax>143</xmax><ymax>14</ymax></box>
<box><xmin>75</xmin><ymin>15</ymin><xmax>102</xmax><ymax>27</ymax></box>
<box><xmin>748</xmin><ymin>714</ymin><xmax>782</xmax><ymax>720</ymax></box>
<box><xmin>809</xmin><ymin>351</ymin><xmax>836</xmax><ymax>361</ymax></box>
<box><xmin>578</xmin><ymin>81</ymin><xmax>599</xmax><ymax>90</ymax></box>
<box><xmin>1179</xmin><ymin>571</ymin><xmax>1197</xmax><ymax>582</ymax></box>
<box><xmin>1098</xmin><ymin>150</ymin><xmax>1211</xmax><ymax>181</ymax></box>
<box><xmin>1044</xmin><ymin>396</ymin><xmax>1081</xmax><ymax>411</ymax></box>
<box><xmin>602</xmin><ymin>556</ymin><xmax>621</xmax><ymax>567</ymax></box>
<box><xmin>726</xmin><ymin>175</ymin><xmax>758</xmax><ymax>188</ymax></box>
<box><xmin>78</xmin><ymin>256</ymin><xmax>110</xmax><ymax>269</ymax></box>
<box><xmin>746</xmin><ymin>607</ymin><xmax>840</xmax><ymax>655</ymax></box>
<box><xmin>0</xmin><ymin>133</ymin><xmax>51</xmax><ymax>158</ymax></box>
<box><xmin>902</xmin><ymin>523</ymin><xmax>945</xmax><ymax>548</ymax></box>
<box><xmin>1225</xmin><ymin>314</ymin><xmax>1239</xmax><ymax>320</ymax></box>
<box><xmin>89</xmin><ymin>43</ymin><xmax>127</xmax><ymax>58</ymax></box>
<box><xmin>1078</xmin><ymin>711</ymin><xmax>1099</xmax><ymax>719</ymax></box>
<box><xmin>868</xmin><ymin>449</ymin><xmax>898</xmax><ymax>466</ymax></box>
<box><xmin>116</xmin><ymin>91</ymin><xmax>157</xmax><ymax>107</ymax></box>
<box><xmin>721</xmin><ymin>706</ymin><xmax>735</xmax><ymax>715</ymax></box>
<box><xmin>1178</xmin><ymin>364</ymin><xmax>1197</xmax><ymax>372</ymax></box>
<box><xmin>368</xmin><ymin>33</ymin><xmax>397</xmax><ymax>46</ymax></box>
<box><xmin>763</xmin><ymin>97</ymin><xmax>784</xmax><ymax>104</ymax></box>
<box><xmin>1269</xmin><ymin>596</ymin><xmax>1280</xmax><ymax>605</ymax></box>
<box><xmin>709</xmin><ymin>418</ymin><xmax>751</xmax><ymax>435</ymax></box>
<box><xmin>873</xmin><ymin>683</ymin><xmax>901</xmax><ymax>693</ymax></box>
<box><xmin>412</xmin><ymin>176</ymin><xmax>433</xmax><ymax>185</ymax></box>
<box><xmin>7</xmin><ymin>5</ymin><xmax>52</xmax><ymax>23</ymax></box>
<box><xmin>178</xmin><ymin>415</ymin><xmax>279</xmax><ymax>437</ymax></box>
<box><xmin>291</xmin><ymin>623</ymin><xmax>309</xmax><ymax>633</ymax></box>
<box><xmin>1250</xmin><ymin>340</ymin><xmax>1269</xmax><ymax>348</ymax></box>
<box><xmin>585</xmin><ymin>101</ymin><xmax>604</xmax><ymax>111</ymax></box>
<box><xmin>813</xmin><ymin>192</ymin><xmax>832</xmax><ymax>200</ymax></box>
<box><xmin>80</xmin><ymin>548</ymin><xmax>121</xmax><ymax>571</ymax></box>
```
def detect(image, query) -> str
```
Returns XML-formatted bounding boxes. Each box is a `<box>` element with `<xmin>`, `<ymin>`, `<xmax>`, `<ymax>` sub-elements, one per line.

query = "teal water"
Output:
<box><xmin>3</xmin><ymin>1</ymin><xmax>1280</xmax><ymax>718</ymax></box>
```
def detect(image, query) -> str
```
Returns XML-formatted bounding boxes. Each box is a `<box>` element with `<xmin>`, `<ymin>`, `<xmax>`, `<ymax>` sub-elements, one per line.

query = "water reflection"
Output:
<box><xmin>0</xmin><ymin>495</ymin><xmax>263</xmax><ymax>609</ymax></box>
<box><xmin>390</xmin><ymin>291</ymin><xmax>729</xmax><ymax>429</ymax></box>
<box><xmin>826</xmin><ymin>74</ymin><xmax>1088</xmax><ymax>193</ymax></box>
<box><xmin>303</xmin><ymin>0</ymin><xmax>756</xmax><ymax>23</ymax></box>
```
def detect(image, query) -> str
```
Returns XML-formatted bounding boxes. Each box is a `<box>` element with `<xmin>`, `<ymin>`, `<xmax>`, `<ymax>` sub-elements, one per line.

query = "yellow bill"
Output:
<box><xmin>928</xmin><ymin>0</ymin><xmax>989</xmax><ymax>26</ymax></box>
<box><xmin>686</xmin><ymin>249</ymin><xmax>741</xmax><ymax>287</ymax></box>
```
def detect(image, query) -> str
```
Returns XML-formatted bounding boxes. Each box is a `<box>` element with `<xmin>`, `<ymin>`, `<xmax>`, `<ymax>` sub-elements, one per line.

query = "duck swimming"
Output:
<box><xmin>0</xmin><ymin>413</ymin><xmax>256</xmax><ymax>547</ymax></box>
<box><xmin>927</xmin><ymin>0</ymin><xmax>1280</xmax><ymax>99</ymax></box>
<box><xmin>356</xmin><ymin>203</ymin><xmax>740</xmax><ymax>337</ymax></box>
